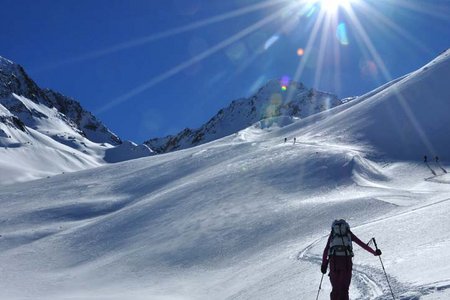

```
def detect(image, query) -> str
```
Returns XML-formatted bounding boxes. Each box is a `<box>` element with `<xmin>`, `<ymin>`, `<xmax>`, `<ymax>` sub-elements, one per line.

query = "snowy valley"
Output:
<box><xmin>0</xmin><ymin>49</ymin><xmax>450</xmax><ymax>300</ymax></box>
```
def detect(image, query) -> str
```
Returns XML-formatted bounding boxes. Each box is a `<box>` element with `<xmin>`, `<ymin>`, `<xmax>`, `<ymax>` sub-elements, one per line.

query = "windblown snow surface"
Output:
<box><xmin>1</xmin><ymin>50</ymin><xmax>450</xmax><ymax>300</ymax></box>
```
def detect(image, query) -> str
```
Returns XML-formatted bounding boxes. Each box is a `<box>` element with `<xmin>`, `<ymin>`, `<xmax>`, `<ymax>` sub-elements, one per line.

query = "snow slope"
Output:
<box><xmin>290</xmin><ymin>50</ymin><xmax>450</xmax><ymax>161</ymax></box>
<box><xmin>0</xmin><ymin>92</ymin><xmax>153</xmax><ymax>185</ymax></box>
<box><xmin>0</xmin><ymin>56</ymin><xmax>153</xmax><ymax>185</ymax></box>
<box><xmin>0</xmin><ymin>50</ymin><xmax>450</xmax><ymax>300</ymax></box>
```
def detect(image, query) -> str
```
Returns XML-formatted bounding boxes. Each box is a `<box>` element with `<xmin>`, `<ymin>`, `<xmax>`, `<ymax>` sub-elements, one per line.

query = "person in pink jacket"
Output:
<box><xmin>321</xmin><ymin>219</ymin><xmax>381</xmax><ymax>300</ymax></box>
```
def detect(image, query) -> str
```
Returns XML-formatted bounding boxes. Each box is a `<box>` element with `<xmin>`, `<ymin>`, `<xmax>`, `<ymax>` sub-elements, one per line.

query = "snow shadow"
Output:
<box><xmin>436</xmin><ymin>162</ymin><xmax>448</xmax><ymax>174</ymax></box>
<box><xmin>395</xmin><ymin>280</ymin><xmax>450</xmax><ymax>300</ymax></box>
<box><xmin>424</xmin><ymin>168</ymin><xmax>450</xmax><ymax>184</ymax></box>
<box><xmin>21</xmin><ymin>198</ymin><xmax>133</xmax><ymax>222</ymax></box>
<box><xmin>0</xmin><ymin>229</ymin><xmax>57</xmax><ymax>252</ymax></box>
<box><xmin>425</xmin><ymin>162</ymin><xmax>436</xmax><ymax>176</ymax></box>
<box><xmin>256</xmin><ymin>150</ymin><xmax>387</xmax><ymax>195</ymax></box>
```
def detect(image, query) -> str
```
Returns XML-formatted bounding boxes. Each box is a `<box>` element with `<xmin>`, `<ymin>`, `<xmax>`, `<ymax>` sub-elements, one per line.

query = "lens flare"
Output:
<box><xmin>336</xmin><ymin>23</ymin><xmax>349</xmax><ymax>45</ymax></box>
<box><xmin>359</xmin><ymin>60</ymin><xmax>378</xmax><ymax>77</ymax></box>
<box><xmin>264</xmin><ymin>35</ymin><xmax>280</xmax><ymax>50</ymax></box>
<box><xmin>297</xmin><ymin>48</ymin><xmax>305</xmax><ymax>56</ymax></box>
<box><xmin>280</xmin><ymin>75</ymin><xmax>291</xmax><ymax>86</ymax></box>
<box><xmin>306</xmin><ymin>4</ymin><xmax>318</xmax><ymax>17</ymax></box>
<box><xmin>264</xmin><ymin>93</ymin><xmax>283</xmax><ymax>118</ymax></box>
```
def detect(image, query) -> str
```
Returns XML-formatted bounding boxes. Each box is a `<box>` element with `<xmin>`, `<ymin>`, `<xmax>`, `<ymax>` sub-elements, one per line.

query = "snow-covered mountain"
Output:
<box><xmin>145</xmin><ymin>79</ymin><xmax>342</xmax><ymax>153</ymax></box>
<box><xmin>0</xmin><ymin>55</ymin><xmax>344</xmax><ymax>184</ymax></box>
<box><xmin>290</xmin><ymin>49</ymin><xmax>450</xmax><ymax>161</ymax></box>
<box><xmin>0</xmin><ymin>56</ymin><xmax>153</xmax><ymax>185</ymax></box>
<box><xmin>1</xmin><ymin>50</ymin><xmax>449</xmax><ymax>300</ymax></box>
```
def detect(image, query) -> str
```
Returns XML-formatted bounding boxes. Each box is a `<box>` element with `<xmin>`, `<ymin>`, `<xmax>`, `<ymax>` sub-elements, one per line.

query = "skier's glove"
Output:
<box><xmin>321</xmin><ymin>264</ymin><xmax>327</xmax><ymax>274</ymax></box>
<box><xmin>375</xmin><ymin>249</ymin><xmax>382</xmax><ymax>256</ymax></box>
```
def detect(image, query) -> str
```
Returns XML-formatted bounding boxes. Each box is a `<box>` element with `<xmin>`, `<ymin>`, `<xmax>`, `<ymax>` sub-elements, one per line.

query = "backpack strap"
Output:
<box><xmin>329</xmin><ymin>222</ymin><xmax>354</xmax><ymax>257</ymax></box>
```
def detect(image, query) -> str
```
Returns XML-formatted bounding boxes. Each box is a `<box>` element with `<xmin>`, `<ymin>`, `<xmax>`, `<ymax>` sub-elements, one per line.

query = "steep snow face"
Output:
<box><xmin>145</xmin><ymin>79</ymin><xmax>342</xmax><ymax>153</ymax></box>
<box><xmin>0</xmin><ymin>102</ymin><xmax>26</xmax><ymax>138</ymax></box>
<box><xmin>0</xmin><ymin>55</ymin><xmax>121</xmax><ymax>146</ymax></box>
<box><xmin>43</xmin><ymin>89</ymin><xmax>121</xmax><ymax>145</ymax></box>
<box><xmin>0</xmin><ymin>56</ymin><xmax>153</xmax><ymax>185</ymax></box>
<box><xmin>296</xmin><ymin>49</ymin><xmax>450</xmax><ymax>161</ymax></box>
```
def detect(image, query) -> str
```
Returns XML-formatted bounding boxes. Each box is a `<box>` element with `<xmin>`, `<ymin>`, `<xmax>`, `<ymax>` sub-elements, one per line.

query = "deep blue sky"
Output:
<box><xmin>1</xmin><ymin>0</ymin><xmax>449</xmax><ymax>142</ymax></box>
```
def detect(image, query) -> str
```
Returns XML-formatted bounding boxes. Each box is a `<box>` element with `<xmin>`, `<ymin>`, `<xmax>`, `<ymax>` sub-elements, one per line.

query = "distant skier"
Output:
<box><xmin>424</xmin><ymin>155</ymin><xmax>428</xmax><ymax>163</ymax></box>
<box><xmin>435</xmin><ymin>156</ymin><xmax>439</xmax><ymax>163</ymax></box>
<box><xmin>284</xmin><ymin>138</ymin><xmax>287</xmax><ymax>143</ymax></box>
<box><xmin>321</xmin><ymin>219</ymin><xmax>381</xmax><ymax>300</ymax></box>
<box><xmin>293</xmin><ymin>137</ymin><xmax>296</xmax><ymax>144</ymax></box>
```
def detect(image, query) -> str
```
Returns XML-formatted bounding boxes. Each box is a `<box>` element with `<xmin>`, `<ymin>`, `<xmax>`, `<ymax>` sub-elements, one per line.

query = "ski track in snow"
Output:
<box><xmin>296</xmin><ymin>238</ymin><xmax>393</xmax><ymax>299</ymax></box>
<box><xmin>295</xmin><ymin>236</ymin><xmax>438</xmax><ymax>300</ymax></box>
<box><xmin>296</xmin><ymin>195</ymin><xmax>450</xmax><ymax>300</ymax></box>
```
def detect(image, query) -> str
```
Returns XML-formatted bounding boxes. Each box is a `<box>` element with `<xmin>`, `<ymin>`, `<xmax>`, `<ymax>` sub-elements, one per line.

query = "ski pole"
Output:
<box><xmin>372</xmin><ymin>238</ymin><xmax>395</xmax><ymax>300</ymax></box>
<box><xmin>315</xmin><ymin>273</ymin><xmax>324</xmax><ymax>300</ymax></box>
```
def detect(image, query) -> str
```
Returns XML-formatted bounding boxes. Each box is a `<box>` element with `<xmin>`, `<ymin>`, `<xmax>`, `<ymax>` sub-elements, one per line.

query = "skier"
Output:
<box><xmin>321</xmin><ymin>219</ymin><xmax>381</xmax><ymax>300</ymax></box>
<box><xmin>424</xmin><ymin>155</ymin><xmax>428</xmax><ymax>163</ymax></box>
<box><xmin>293</xmin><ymin>137</ymin><xmax>296</xmax><ymax>144</ymax></box>
<box><xmin>284</xmin><ymin>137</ymin><xmax>287</xmax><ymax>143</ymax></box>
<box><xmin>435</xmin><ymin>156</ymin><xmax>439</xmax><ymax>163</ymax></box>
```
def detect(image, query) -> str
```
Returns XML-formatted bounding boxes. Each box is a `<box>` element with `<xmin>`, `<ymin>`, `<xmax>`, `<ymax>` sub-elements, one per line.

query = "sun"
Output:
<box><xmin>310</xmin><ymin>0</ymin><xmax>354</xmax><ymax>13</ymax></box>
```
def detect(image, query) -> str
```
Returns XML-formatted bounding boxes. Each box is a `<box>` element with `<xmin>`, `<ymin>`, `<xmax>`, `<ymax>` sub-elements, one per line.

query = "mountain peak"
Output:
<box><xmin>0</xmin><ymin>55</ymin><xmax>48</xmax><ymax>105</ymax></box>
<box><xmin>145</xmin><ymin>79</ymin><xmax>342</xmax><ymax>153</ymax></box>
<box><xmin>254</xmin><ymin>78</ymin><xmax>306</xmax><ymax>97</ymax></box>
<box><xmin>0</xmin><ymin>56</ymin><xmax>15</xmax><ymax>68</ymax></box>
<box><xmin>0</xmin><ymin>56</ymin><xmax>25</xmax><ymax>81</ymax></box>
<box><xmin>0</xmin><ymin>55</ymin><xmax>153</xmax><ymax>184</ymax></box>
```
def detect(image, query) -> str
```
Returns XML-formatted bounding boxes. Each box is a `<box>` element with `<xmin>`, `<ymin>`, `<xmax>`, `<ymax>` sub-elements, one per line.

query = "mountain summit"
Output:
<box><xmin>0</xmin><ymin>56</ymin><xmax>121</xmax><ymax>145</ymax></box>
<box><xmin>145</xmin><ymin>79</ymin><xmax>342</xmax><ymax>153</ymax></box>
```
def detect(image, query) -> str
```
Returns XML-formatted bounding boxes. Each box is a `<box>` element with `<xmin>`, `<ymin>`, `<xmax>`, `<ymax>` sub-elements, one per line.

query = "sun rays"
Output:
<box><xmin>96</xmin><ymin>2</ymin><xmax>296</xmax><ymax>114</ymax></box>
<box><xmin>33</xmin><ymin>0</ymin><xmax>291</xmax><ymax>73</ymax></box>
<box><xmin>281</xmin><ymin>0</ymin><xmax>440</xmax><ymax>155</ymax></box>
<box><xmin>308</xmin><ymin>0</ymin><xmax>355</xmax><ymax>13</ymax></box>
<box><xmin>34</xmin><ymin>0</ymin><xmax>446</xmax><ymax>135</ymax></box>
